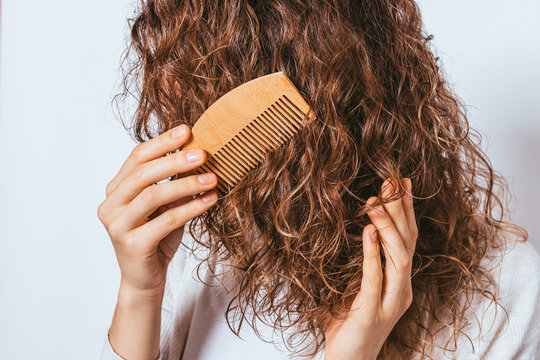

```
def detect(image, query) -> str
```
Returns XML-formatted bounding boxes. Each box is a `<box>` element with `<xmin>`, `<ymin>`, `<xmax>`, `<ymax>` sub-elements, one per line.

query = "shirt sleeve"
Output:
<box><xmin>447</xmin><ymin>239</ymin><xmax>540</xmax><ymax>359</ymax></box>
<box><xmin>100</xmin><ymin>331</ymin><xmax>166</xmax><ymax>360</ymax></box>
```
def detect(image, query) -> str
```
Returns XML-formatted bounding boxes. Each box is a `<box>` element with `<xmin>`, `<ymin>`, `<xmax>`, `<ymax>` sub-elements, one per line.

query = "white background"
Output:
<box><xmin>1</xmin><ymin>1</ymin><xmax>539</xmax><ymax>358</ymax></box>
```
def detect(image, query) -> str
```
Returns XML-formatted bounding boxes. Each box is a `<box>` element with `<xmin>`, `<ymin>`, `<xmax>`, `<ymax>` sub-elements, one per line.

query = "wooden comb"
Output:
<box><xmin>180</xmin><ymin>71</ymin><xmax>316</xmax><ymax>196</ymax></box>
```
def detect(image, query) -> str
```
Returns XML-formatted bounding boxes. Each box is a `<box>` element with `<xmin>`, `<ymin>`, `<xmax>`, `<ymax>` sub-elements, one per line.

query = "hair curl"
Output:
<box><xmin>114</xmin><ymin>0</ymin><xmax>528</xmax><ymax>358</ymax></box>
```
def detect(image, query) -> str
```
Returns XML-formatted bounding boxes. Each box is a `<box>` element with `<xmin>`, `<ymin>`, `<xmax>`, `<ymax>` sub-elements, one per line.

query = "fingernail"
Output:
<box><xmin>172</xmin><ymin>125</ymin><xmax>187</xmax><ymax>139</ymax></box>
<box><xmin>197</xmin><ymin>173</ymin><xmax>215</xmax><ymax>185</ymax></box>
<box><xmin>201</xmin><ymin>191</ymin><xmax>217</xmax><ymax>204</ymax></box>
<box><xmin>186</xmin><ymin>149</ymin><xmax>203</xmax><ymax>162</ymax></box>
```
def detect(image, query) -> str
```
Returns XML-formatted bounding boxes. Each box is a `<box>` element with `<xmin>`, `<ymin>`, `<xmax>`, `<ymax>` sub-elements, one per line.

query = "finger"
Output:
<box><xmin>113</xmin><ymin>172</ymin><xmax>218</xmax><ymax>232</ymax></box>
<box><xmin>366</xmin><ymin>196</ymin><xmax>410</xmax><ymax>270</ymax></box>
<box><xmin>401</xmin><ymin>178</ymin><xmax>418</xmax><ymax>254</ymax></box>
<box><xmin>366</xmin><ymin>196</ymin><xmax>411</xmax><ymax>303</ymax></box>
<box><xmin>350</xmin><ymin>224</ymin><xmax>382</xmax><ymax>314</ymax></box>
<box><xmin>106</xmin><ymin>125</ymin><xmax>191</xmax><ymax>197</ymax></box>
<box><xmin>381</xmin><ymin>178</ymin><xmax>410</xmax><ymax>248</ymax></box>
<box><xmin>128</xmin><ymin>190</ymin><xmax>218</xmax><ymax>250</ymax></box>
<box><xmin>158</xmin><ymin>226</ymin><xmax>186</xmax><ymax>263</ymax></box>
<box><xmin>107</xmin><ymin>148</ymin><xmax>208</xmax><ymax>208</ymax></box>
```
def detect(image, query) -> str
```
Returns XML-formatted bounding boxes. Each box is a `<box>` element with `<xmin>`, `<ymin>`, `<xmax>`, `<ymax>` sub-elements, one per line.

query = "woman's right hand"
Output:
<box><xmin>97</xmin><ymin>124</ymin><xmax>218</xmax><ymax>297</ymax></box>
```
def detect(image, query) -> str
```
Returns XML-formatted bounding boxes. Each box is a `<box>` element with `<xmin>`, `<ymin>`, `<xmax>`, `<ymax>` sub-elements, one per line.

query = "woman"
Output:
<box><xmin>98</xmin><ymin>0</ymin><xmax>540</xmax><ymax>359</ymax></box>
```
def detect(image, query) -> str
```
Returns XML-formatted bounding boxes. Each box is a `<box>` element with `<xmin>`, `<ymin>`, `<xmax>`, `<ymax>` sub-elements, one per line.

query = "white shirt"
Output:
<box><xmin>101</xmin><ymin>236</ymin><xmax>540</xmax><ymax>359</ymax></box>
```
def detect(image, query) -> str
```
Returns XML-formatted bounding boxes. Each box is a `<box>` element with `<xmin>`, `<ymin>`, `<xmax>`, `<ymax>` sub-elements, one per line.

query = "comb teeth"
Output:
<box><xmin>193</xmin><ymin>94</ymin><xmax>307</xmax><ymax>195</ymax></box>
<box><xmin>180</xmin><ymin>71</ymin><xmax>316</xmax><ymax>197</ymax></box>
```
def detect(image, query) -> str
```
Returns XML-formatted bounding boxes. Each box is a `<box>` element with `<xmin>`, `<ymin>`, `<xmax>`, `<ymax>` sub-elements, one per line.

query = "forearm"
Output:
<box><xmin>108</xmin><ymin>279</ymin><xmax>165</xmax><ymax>360</ymax></box>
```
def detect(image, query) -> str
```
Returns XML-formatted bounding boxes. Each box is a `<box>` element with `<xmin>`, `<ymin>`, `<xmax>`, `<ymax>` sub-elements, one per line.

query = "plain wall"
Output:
<box><xmin>1</xmin><ymin>1</ymin><xmax>539</xmax><ymax>358</ymax></box>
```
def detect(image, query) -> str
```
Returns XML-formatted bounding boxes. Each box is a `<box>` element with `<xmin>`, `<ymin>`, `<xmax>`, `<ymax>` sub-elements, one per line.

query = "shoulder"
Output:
<box><xmin>449</xmin><ymin>237</ymin><xmax>540</xmax><ymax>359</ymax></box>
<box><xmin>485</xmin><ymin>238</ymin><xmax>540</xmax><ymax>311</ymax></box>
<box><xmin>490</xmin><ymin>237</ymin><xmax>540</xmax><ymax>275</ymax></box>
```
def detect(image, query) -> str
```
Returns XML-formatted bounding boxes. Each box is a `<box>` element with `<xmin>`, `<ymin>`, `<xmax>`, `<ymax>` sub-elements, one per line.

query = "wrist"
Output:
<box><xmin>109</xmin><ymin>279</ymin><xmax>164</xmax><ymax>360</ymax></box>
<box><xmin>118</xmin><ymin>278</ymin><xmax>166</xmax><ymax>305</ymax></box>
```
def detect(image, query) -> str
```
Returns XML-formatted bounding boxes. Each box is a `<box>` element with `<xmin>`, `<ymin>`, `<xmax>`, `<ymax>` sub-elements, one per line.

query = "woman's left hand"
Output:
<box><xmin>324</xmin><ymin>178</ymin><xmax>418</xmax><ymax>360</ymax></box>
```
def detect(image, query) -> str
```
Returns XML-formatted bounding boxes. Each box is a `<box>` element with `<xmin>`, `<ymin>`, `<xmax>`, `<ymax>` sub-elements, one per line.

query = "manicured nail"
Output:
<box><xmin>172</xmin><ymin>125</ymin><xmax>187</xmax><ymax>139</ymax></box>
<box><xmin>201</xmin><ymin>191</ymin><xmax>217</xmax><ymax>203</ymax></box>
<box><xmin>197</xmin><ymin>173</ymin><xmax>215</xmax><ymax>185</ymax></box>
<box><xmin>186</xmin><ymin>149</ymin><xmax>203</xmax><ymax>162</ymax></box>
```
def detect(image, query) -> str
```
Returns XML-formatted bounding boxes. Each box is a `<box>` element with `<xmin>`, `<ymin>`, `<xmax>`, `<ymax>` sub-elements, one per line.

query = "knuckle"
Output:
<box><xmin>105</xmin><ymin>181</ymin><xmax>114</xmax><ymax>196</ymax></box>
<box><xmin>172</xmin><ymin>151</ymin><xmax>185</xmax><ymax>166</ymax></box>
<box><xmin>185</xmin><ymin>198</ymin><xmax>206</xmax><ymax>218</ymax></box>
<box><xmin>405</xmin><ymin>244</ymin><xmax>415</xmax><ymax>257</ymax></box>
<box><xmin>411</xmin><ymin>226</ymin><xmax>419</xmax><ymax>240</ymax></box>
<box><xmin>97</xmin><ymin>202</ymin><xmax>108</xmax><ymax>221</ymax></box>
<box><xmin>396</xmin><ymin>257</ymin><xmax>410</xmax><ymax>272</ymax></box>
<box><xmin>132</xmin><ymin>165</ymin><xmax>146</xmax><ymax>181</ymax></box>
<box><xmin>162</xmin><ymin>212</ymin><xmax>179</xmax><ymax>227</ymax></box>
<box><xmin>175</xmin><ymin>177</ymin><xmax>193</xmax><ymax>193</ymax></box>
<box><xmin>119</xmin><ymin>234</ymin><xmax>144</xmax><ymax>256</ymax></box>
<box><xmin>403</xmin><ymin>286</ymin><xmax>414</xmax><ymax>309</ymax></box>
<box><xmin>97</xmin><ymin>201</ymin><xmax>115</xmax><ymax>222</ymax></box>
<box><xmin>178</xmin><ymin>175</ymin><xmax>202</xmax><ymax>194</ymax></box>
<box><xmin>107</xmin><ymin>221</ymin><xmax>124</xmax><ymax>238</ymax></box>
<box><xmin>139</xmin><ymin>187</ymin><xmax>157</xmax><ymax>205</ymax></box>
<box><xmin>123</xmin><ymin>235</ymin><xmax>138</xmax><ymax>249</ymax></box>
<box><xmin>130</xmin><ymin>145</ymin><xmax>144</xmax><ymax>162</ymax></box>
<box><xmin>390</xmin><ymin>252</ymin><xmax>410</xmax><ymax>270</ymax></box>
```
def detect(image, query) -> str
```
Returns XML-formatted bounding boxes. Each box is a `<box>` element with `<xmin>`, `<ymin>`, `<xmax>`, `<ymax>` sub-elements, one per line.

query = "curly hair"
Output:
<box><xmin>114</xmin><ymin>0</ymin><xmax>528</xmax><ymax>358</ymax></box>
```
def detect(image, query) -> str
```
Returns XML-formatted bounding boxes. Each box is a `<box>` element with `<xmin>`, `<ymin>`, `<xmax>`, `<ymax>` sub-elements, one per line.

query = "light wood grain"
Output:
<box><xmin>181</xmin><ymin>71</ymin><xmax>316</xmax><ymax>195</ymax></box>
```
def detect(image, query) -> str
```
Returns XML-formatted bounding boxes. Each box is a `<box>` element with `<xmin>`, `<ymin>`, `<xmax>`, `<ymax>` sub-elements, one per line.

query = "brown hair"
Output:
<box><xmin>115</xmin><ymin>0</ymin><xmax>527</xmax><ymax>358</ymax></box>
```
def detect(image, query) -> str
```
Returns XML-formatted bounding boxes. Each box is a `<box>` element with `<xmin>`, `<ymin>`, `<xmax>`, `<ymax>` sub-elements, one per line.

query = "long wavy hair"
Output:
<box><xmin>114</xmin><ymin>0</ymin><xmax>527</xmax><ymax>358</ymax></box>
